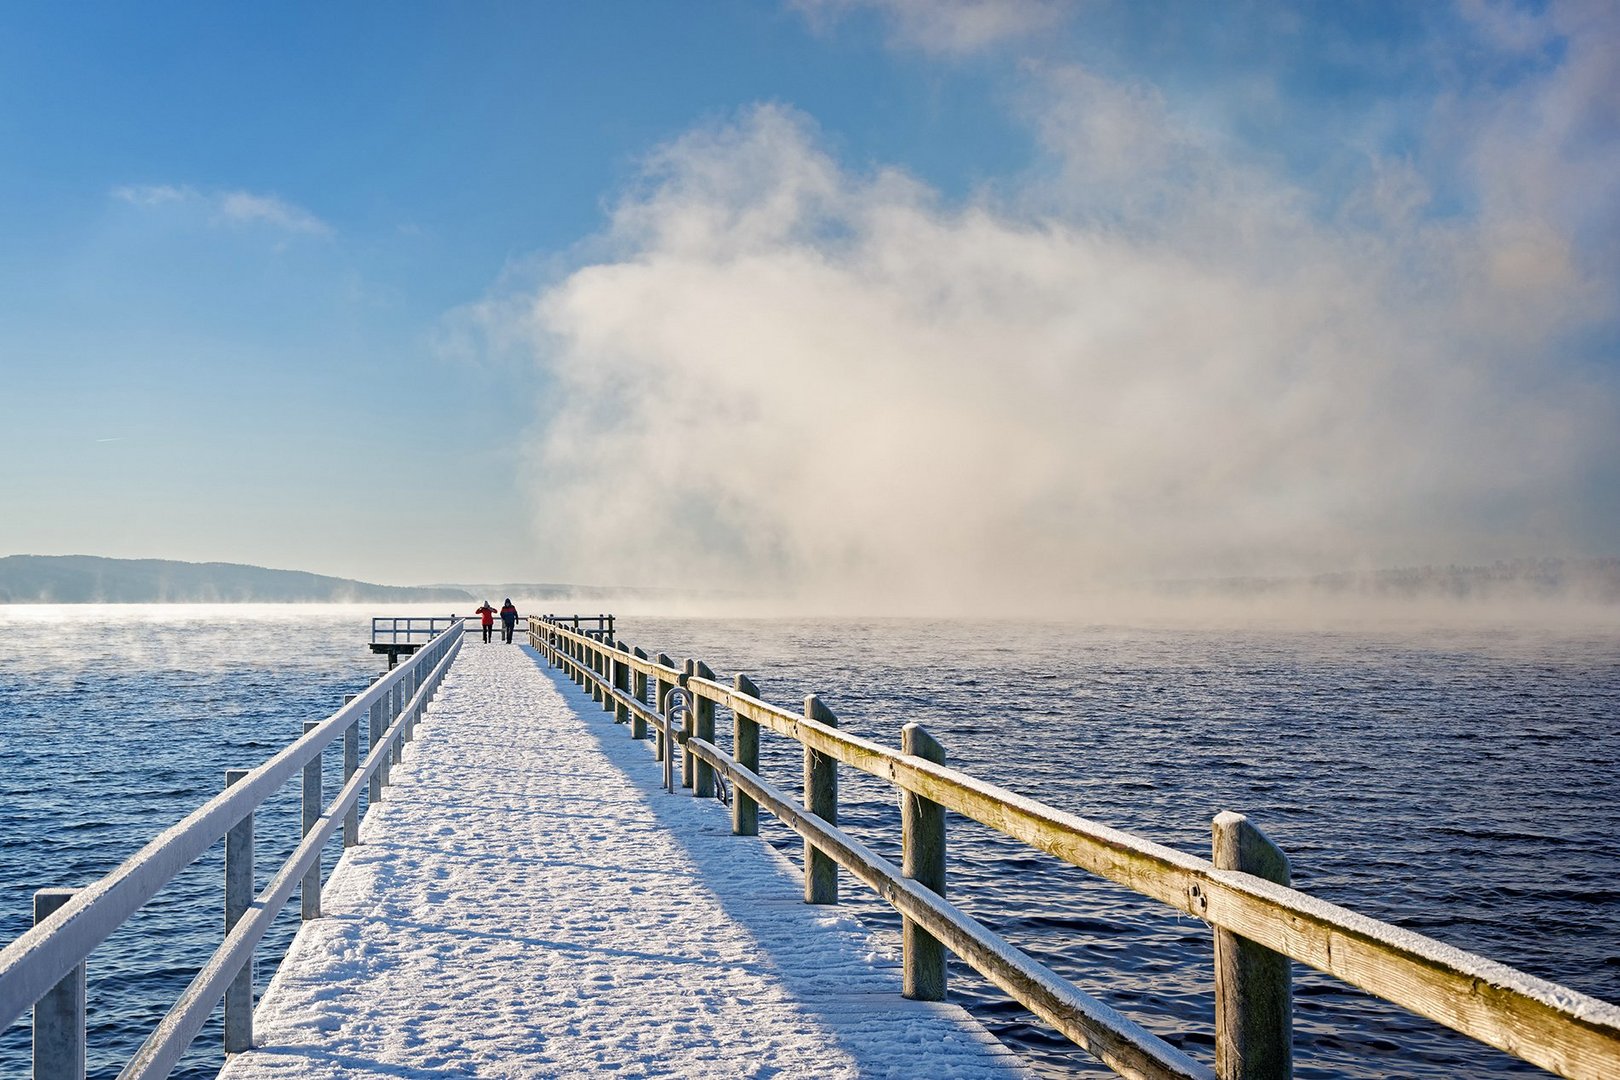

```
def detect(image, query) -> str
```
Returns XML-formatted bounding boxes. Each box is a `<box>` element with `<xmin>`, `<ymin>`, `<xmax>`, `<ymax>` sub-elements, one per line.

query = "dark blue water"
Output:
<box><xmin>2</xmin><ymin>608</ymin><xmax>1617</xmax><ymax>1078</ymax></box>
<box><xmin>615</xmin><ymin>615</ymin><xmax>1620</xmax><ymax>1079</ymax></box>
<box><xmin>0</xmin><ymin>607</ymin><xmax>381</xmax><ymax>1080</ymax></box>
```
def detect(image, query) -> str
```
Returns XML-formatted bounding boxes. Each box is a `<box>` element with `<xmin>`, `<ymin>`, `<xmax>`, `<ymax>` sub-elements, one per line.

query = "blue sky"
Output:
<box><xmin>1</xmin><ymin>1</ymin><xmax>1615</xmax><ymax>602</ymax></box>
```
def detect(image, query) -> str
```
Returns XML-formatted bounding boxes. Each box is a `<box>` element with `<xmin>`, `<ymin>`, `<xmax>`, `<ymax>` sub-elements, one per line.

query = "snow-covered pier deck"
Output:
<box><xmin>218</xmin><ymin>641</ymin><xmax>1030</xmax><ymax>1079</ymax></box>
<box><xmin>8</xmin><ymin>617</ymin><xmax>1617</xmax><ymax>1080</ymax></box>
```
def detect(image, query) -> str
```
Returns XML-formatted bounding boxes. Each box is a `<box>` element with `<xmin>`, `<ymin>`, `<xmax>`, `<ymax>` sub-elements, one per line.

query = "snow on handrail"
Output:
<box><xmin>533</xmin><ymin>615</ymin><xmax>1620</xmax><ymax>1080</ymax></box>
<box><xmin>370</xmin><ymin>615</ymin><xmax>458</xmax><ymax>643</ymax></box>
<box><xmin>0</xmin><ymin>622</ymin><xmax>464</xmax><ymax>1070</ymax></box>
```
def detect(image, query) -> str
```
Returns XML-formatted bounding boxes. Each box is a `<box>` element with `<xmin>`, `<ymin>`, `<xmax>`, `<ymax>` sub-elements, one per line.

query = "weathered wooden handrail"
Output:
<box><xmin>530</xmin><ymin>615</ymin><xmax>1620</xmax><ymax>1080</ymax></box>
<box><xmin>685</xmin><ymin>732</ymin><xmax>1212</xmax><ymax>1080</ymax></box>
<box><xmin>0</xmin><ymin>621</ymin><xmax>463</xmax><ymax>1077</ymax></box>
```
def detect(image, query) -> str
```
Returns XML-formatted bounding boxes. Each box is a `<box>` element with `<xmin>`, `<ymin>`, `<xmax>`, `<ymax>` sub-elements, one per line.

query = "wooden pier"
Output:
<box><xmin>532</xmin><ymin>615</ymin><xmax>1620</xmax><ymax>1080</ymax></box>
<box><xmin>218</xmin><ymin>641</ymin><xmax>1028</xmax><ymax>1078</ymax></box>
<box><xmin>1</xmin><ymin>613</ymin><xmax>1618</xmax><ymax>1079</ymax></box>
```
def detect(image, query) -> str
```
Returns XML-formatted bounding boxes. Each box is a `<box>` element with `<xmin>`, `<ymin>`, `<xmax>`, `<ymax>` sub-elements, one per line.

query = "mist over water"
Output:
<box><xmin>0</xmin><ymin>606</ymin><xmax>386</xmax><ymax>1080</ymax></box>
<box><xmin>489</xmin><ymin>84</ymin><xmax>1619</xmax><ymax>608</ymax></box>
<box><xmin>441</xmin><ymin>4</ymin><xmax>1620</xmax><ymax>610</ymax></box>
<box><xmin>2</xmin><ymin>605</ymin><xmax>1615</xmax><ymax>1079</ymax></box>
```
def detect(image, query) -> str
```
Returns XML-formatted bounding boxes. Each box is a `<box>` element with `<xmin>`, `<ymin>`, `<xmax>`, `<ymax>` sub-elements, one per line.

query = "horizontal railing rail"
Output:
<box><xmin>370</xmin><ymin>615</ymin><xmax>458</xmax><ymax>643</ymax></box>
<box><xmin>537</xmin><ymin>612</ymin><xmax>614</xmax><ymax>640</ymax></box>
<box><xmin>0</xmin><ymin>622</ymin><xmax>464</xmax><ymax>1077</ymax></box>
<box><xmin>530</xmin><ymin>615</ymin><xmax>1620</xmax><ymax>1080</ymax></box>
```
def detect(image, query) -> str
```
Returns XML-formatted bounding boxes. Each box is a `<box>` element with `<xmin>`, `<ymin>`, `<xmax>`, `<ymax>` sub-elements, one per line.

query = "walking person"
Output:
<box><xmin>474</xmin><ymin>601</ymin><xmax>496</xmax><ymax>644</ymax></box>
<box><xmin>500</xmin><ymin>598</ymin><xmax>519</xmax><ymax>644</ymax></box>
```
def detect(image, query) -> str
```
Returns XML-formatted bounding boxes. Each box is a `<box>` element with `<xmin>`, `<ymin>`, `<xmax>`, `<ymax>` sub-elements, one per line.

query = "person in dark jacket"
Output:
<box><xmin>500</xmin><ymin>598</ymin><xmax>519</xmax><ymax>643</ymax></box>
<box><xmin>474</xmin><ymin>601</ymin><xmax>496</xmax><ymax>643</ymax></box>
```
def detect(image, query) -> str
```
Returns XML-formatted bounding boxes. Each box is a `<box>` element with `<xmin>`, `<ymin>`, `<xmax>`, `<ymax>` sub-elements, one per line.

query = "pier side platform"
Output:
<box><xmin>219</xmin><ymin>640</ymin><xmax>1030</xmax><ymax>1078</ymax></box>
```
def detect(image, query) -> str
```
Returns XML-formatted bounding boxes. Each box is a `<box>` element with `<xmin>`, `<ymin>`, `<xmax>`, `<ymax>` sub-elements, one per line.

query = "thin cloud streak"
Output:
<box><xmin>794</xmin><ymin>0</ymin><xmax>1073</xmax><ymax>55</ymax></box>
<box><xmin>113</xmin><ymin>185</ymin><xmax>332</xmax><ymax>237</ymax></box>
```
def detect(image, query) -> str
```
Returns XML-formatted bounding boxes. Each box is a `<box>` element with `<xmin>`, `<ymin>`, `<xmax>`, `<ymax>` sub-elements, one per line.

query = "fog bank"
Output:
<box><xmin>489</xmin><ymin>14</ymin><xmax>1620</xmax><ymax>614</ymax></box>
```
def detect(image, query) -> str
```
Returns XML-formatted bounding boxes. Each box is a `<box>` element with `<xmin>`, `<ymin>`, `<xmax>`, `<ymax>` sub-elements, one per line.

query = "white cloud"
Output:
<box><xmin>113</xmin><ymin>184</ymin><xmax>331</xmax><ymax>237</ymax></box>
<box><xmin>478</xmin><ymin>7</ymin><xmax>1620</xmax><ymax>612</ymax></box>
<box><xmin>216</xmin><ymin>191</ymin><xmax>331</xmax><ymax>235</ymax></box>
<box><xmin>795</xmin><ymin>0</ymin><xmax>1072</xmax><ymax>55</ymax></box>
<box><xmin>113</xmin><ymin>184</ymin><xmax>194</xmax><ymax>207</ymax></box>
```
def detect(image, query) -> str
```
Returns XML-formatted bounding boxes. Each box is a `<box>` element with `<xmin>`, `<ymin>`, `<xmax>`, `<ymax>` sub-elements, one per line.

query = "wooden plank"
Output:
<box><xmin>631</xmin><ymin>647</ymin><xmax>650</xmax><ymax>740</ymax></box>
<box><xmin>902</xmin><ymin>722</ymin><xmax>947</xmax><ymax>1002</ymax></box>
<box><xmin>732</xmin><ymin>673</ymin><xmax>760</xmax><ymax>836</ymax></box>
<box><xmin>548</xmin><ymin>625</ymin><xmax>1620</xmax><ymax>1079</ymax></box>
<box><xmin>1212</xmin><ymin>811</ymin><xmax>1290</xmax><ymax>1079</ymax></box>
<box><xmin>684</xmin><ymin>674</ymin><xmax>1620</xmax><ymax>1079</ymax></box>
<box><xmin>32</xmin><ymin>889</ymin><xmax>84</xmax><ymax>1080</ymax></box>
<box><xmin>803</xmin><ymin>694</ymin><xmax>839</xmax><ymax>905</ymax></box>
<box><xmin>685</xmin><ymin>737</ymin><xmax>1213</xmax><ymax>1080</ymax></box>
<box><xmin>693</xmin><ymin>661</ymin><xmax>716</xmax><ymax>797</ymax></box>
<box><xmin>1199</xmin><ymin>872</ymin><xmax>1620</xmax><ymax>1080</ymax></box>
<box><xmin>544</xmin><ymin>622</ymin><xmax>681</xmax><ymax>682</ymax></box>
<box><xmin>614</xmin><ymin>644</ymin><xmax>632</xmax><ymax>727</ymax></box>
<box><xmin>680</xmin><ymin>660</ymin><xmax>696</xmax><ymax>790</ymax></box>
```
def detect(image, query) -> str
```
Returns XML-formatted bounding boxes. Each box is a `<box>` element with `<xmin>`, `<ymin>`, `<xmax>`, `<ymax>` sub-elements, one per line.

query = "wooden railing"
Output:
<box><xmin>370</xmin><ymin>615</ymin><xmax>458</xmax><ymax>644</ymax></box>
<box><xmin>0</xmin><ymin>623</ymin><xmax>463</xmax><ymax>1079</ymax></box>
<box><xmin>531</xmin><ymin>615</ymin><xmax>1620</xmax><ymax>1080</ymax></box>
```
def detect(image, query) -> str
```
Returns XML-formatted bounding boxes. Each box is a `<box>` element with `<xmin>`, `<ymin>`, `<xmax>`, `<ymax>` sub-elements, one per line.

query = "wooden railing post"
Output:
<box><xmin>224</xmin><ymin>768</ymin><xmax>253</xmax><ymax>1053</ymax></box>
<box><xmin>654</xmin><ymin>653</ymin><xmax>675</xmax><ymax>763</ymax></box>
<box><xmin>631</xmin><ymin>646</ymin><xmax>650</xmax><ymax>740</ymax></box>
<box><xmin>732</xmin><ymin>674</ymin><xmax>760</xmax><ymax>836</ymax></box>
<box><xmin>390</xmin><ymin>683</ymin><xmax>404</xmax><ymax>767</ymax></box>
<box><xmin>594</xmin><ymin>644</ymin><xmax>607</xmax><ymax>707</ymax></box>
<box><xmin>803</xmin><ymin>694</ymin><xmax>839</xmax><ymax>904</ymax></box>
<box><xmin>693</xmin><ymin>661</ymin><xmax>716</xmax><ymax>798</ymax></box>
<box><xmin>369</xmin><ymin>695</ymin><xmax>386</xmax><ymax>802</ymax></box>
<box><xmin>302</xmin><ymin>721</ymin><xmax>321</xmax><ymax>921</ymax></box>
<box><xmin>600</xmin><ymin>643</ymin><xmax>615</xmax><ymax>714</ymax></box>
<box><xmin>343</xmin><ymin>697</ymin><xmax>360</xmax><ymax>848</ymax></box>
<box><xmin>412</xmin><ymin>655</ymin><xmax>428</xmax><ymax>740</ymax></box>
<box><xmin>902</xmin><ymin>722</ymin><xmax>947</xmax><ymax>1000</ymax></box>
<box><xmin>614</xmin><ymin>643</ymin><xmax>633</xmax><ymax>726</ymax></box>
<box><xmin>680</xmin><ymin>661</ymin><xmax>696</xmax><ymax>789</ymax></box>
<box><xmin>32</xmin><ymin>888</ymin><xmax>84</xmax><ymax>1080</ymax></box>
<box><xmin>1213</xmin><ymin>811</ymin><xmax>1293</xmax><ymax>1079</ymax></box>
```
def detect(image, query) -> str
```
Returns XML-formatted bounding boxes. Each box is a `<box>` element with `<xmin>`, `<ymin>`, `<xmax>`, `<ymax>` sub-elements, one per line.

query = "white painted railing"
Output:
<box><xmin>370</xmin><ymin>615</ymin><xmax>458</xmax><ymax>644</ymax></box>
<box><xmin>0</xmin><ymin>621</ymin><xmax>464</xmax><ymax>1078</ymax></box>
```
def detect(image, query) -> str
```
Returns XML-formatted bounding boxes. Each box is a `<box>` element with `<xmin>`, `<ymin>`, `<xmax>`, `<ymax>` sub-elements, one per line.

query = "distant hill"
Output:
<box><xmin>0</xmin><ymin>555</ymin><xmax>474</xmax><ymax>604</ymax></box>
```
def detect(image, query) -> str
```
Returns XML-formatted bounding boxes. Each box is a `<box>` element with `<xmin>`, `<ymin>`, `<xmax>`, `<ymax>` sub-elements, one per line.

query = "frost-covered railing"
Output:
<box><xmin>536</xmin><ymin>612</ymin><xmax>614</xmax><ymax>640</ymax></box>
<box><xmin>532</xmin><ymin>615</ymin><xmax>1620</xmax><ymax>1080</ymax></box>
<box><xmin>370</xmin><ymin>615</ymin><xmax>458</xmax><ymax>644</ymax></box>
<box><xmin>0</xmin><ymin>621</ymin><xmax>463</xmax><ymax>1079</ymax></box>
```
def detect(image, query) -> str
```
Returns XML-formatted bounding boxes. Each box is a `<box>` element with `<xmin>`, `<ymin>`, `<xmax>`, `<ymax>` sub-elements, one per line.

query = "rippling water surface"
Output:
<box><xmin>2</xmin><ymin>606</ymin><xmax>1617</xmax><ymax>1079</ymax></box>
<box><xmin>614</xmin><ymin>614</ymin><xmax>1620</xmax><ymax>1079</ymax></box>
<box><xmin>0</xmin><ymin>606</ymin><xmax>379</xmax><ymax>1080</ymax></box>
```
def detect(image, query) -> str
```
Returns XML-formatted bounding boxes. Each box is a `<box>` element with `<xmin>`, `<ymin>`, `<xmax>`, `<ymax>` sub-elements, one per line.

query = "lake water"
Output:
<box><xmin>2</xmin><ymin>606</ymin><xmax>1617</xmax><ymax>1078</ymax></box>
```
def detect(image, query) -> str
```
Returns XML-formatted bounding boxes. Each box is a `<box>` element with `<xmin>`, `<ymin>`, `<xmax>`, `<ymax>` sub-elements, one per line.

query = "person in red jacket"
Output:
<box><xmin>499</xmin><ymin>598</ymin><xmax>519</xmax><ymax>643</ymax></box>
<box><xmin>473</xmin><ymin>601</ymin><xmax>496</xmax><ymax>643</ymax></box>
